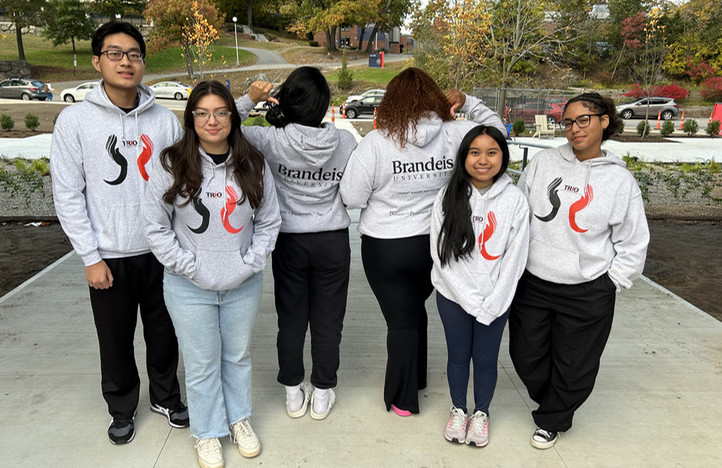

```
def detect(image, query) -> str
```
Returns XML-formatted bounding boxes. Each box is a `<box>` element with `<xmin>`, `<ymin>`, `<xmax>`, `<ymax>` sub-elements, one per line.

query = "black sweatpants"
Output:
<box><xmin>509</xmin><ymin>270</ymin><xmax>616</xmax><ymax>432</ymax></box>
<box><xmin>273</xmin><ymin>229</ymin><xmax>350</xmax><ymax>389</ymax></box>
<box><xmin>88</xmin><ymin>253</ymin><xmax>181</xmax><ymax>419</ymax></box>
<box><xmin>361</xmin><ymin>234</ymin><xmax>433</xmax><ymax>414</ymax></box>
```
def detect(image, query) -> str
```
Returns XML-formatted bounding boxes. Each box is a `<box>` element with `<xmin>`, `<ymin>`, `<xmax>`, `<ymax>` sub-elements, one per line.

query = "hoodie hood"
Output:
<box><xmin>275</xmin><ymin>122</ymin><xmax>341</xmax><ymax>169</ymax></box>
<box><xmin>393</xmin><ymin>112</ymin><xmax>443</xmax><ymax>148</ymax></box>
<box><xmin>85</xmin><ymin>80</ymin><xmax>156</xmax><ymax>115</ymax></box>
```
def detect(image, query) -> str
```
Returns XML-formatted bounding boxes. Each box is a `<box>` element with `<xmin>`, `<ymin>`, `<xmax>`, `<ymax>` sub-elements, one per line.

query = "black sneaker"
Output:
<box><xmin>531</xmin><ymin>427</ymin><xmax>558</xmax><ymax>449</ymax></box>
<box><xmin>150</xmin><ymin>401</ymin><xmax>189</xmax><ymax>428</ymax></box>
<box><xmin>108</xmin><ymin>417</ymin><xmax>135</xmax><ymax>445</ymax></box>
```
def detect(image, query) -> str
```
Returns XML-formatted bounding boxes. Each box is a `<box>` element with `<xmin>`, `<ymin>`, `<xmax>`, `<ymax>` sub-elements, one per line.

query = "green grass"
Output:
<box><xmin>326</xmin><ymin>61</ymin><xmax>406</xmax><ymax>85</ymax></box>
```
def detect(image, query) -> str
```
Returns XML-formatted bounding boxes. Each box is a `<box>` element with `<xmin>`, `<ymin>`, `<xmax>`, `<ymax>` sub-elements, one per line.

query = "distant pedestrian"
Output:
<box><xmin>45</xmin><ymin>82</ymin><xmax>53</xmax><ymax>102</ymax></box>
<box><xmin>509</xmin><ymin>92</ymin><xmax>649</xmax><ymax>450</ymax></box>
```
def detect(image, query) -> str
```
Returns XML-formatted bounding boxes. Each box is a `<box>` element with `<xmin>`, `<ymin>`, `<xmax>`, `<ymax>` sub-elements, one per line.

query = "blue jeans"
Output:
<box><xmin>163</xmin><ymin>271</ymin><xmax>263</xmax><ymax>438</ymax></box>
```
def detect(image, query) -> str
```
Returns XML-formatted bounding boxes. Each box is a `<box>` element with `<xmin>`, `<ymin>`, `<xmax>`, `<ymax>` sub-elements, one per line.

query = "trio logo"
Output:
<box><xmin>189</xmin><ymin>185</ymin><xmax>245</xmax><ymax>234</ymax></box>
<box><xmin>103</xmin><ymin>133</ymin><xmax>154</xmax><ymax>185</ymax></box>
<box><xmin>535</xmin><ymin>177</ymin><xmax>593</xmax><ymax>233</ymax></box>
<box><xmin>478</xmin><ymin>211</ymin><xmax>500</xmax><ymax>261</ymax></box>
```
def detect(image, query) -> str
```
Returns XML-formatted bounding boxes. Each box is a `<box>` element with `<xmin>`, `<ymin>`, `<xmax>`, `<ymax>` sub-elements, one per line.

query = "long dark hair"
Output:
<box><xmin>161</xmin><ymin>80</ymin><xmax>264</xmax><ymax>209</ymax></box>
<box><xmin>437</xmin><ymin>125</ymin><xmax>510</xmax><ymax>266</ymax></box>
<box><xmin>265</xmin><ymin>66</ymin><xmax>330</xmax><ymax>128</ymax></box>
<box><xmin>377</xmin><ymin>67</ymin><xmax>454</xmax><ymax>147</ymax></box>
<box><xmin>564</xmin><ymin>92</ymin><xmax>623</xmax><ymax>140</ymax></box>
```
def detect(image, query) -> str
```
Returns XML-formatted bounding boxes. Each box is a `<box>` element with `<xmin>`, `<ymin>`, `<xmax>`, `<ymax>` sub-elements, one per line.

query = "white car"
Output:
<box><xmin>150</xmin><ymin>81</ymin><xmax>193</xmax><ymax>100</ymax></box>
<box><xmin>344</xmin><ymin>88</ymin><xmax>385</xmax><ymax>104</ymax></box>
<box><xmin>60</xmin><ymin>81</ymin><xmax>99</xmax><ymax>103</ymax></box>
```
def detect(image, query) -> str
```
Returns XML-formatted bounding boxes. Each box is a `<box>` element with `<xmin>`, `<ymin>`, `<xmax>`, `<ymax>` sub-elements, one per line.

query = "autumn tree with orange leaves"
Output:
<box><xmin>145</xmin><ymin>0</ymin><xmax>224</xmax><ymax>80</ymax></box>
<box><xmin>183</xmin><ymin>1</ymin><xmax>221</xmax><ymax>81</ymax></box>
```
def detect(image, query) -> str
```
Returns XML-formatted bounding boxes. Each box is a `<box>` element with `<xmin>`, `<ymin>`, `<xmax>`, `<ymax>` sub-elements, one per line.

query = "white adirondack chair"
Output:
<box><xmin>532</xmin><ymin>115</ymin><xmax>555</xmax><ymax>138</ymax></box>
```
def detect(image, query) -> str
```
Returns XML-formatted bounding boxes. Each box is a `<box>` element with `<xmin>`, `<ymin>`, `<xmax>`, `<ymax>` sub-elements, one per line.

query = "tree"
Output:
<box><xmin>621</xmin><ymin>7</ymin><xmax>667</xmax><ymax>135</ymax></box>
<box><xmin>662</xmin><ymin>0</ymin><xmax>722</xmax><ymax>80</ymax></box>
<box><xmin>145</xmin><ymin>0</ymin><xmax>224</xmax><ymax>80</ymax></box>
<box><xmin>42</xmin><ymin>0</ymin><xmax>97</xmax><ymax>77</ymax></box>
<box><xmin>93</xmin><ymin>0</ymin><xmax>147</xmax><ymax>18</ymax></box>
<box><xmin>3</xmin><ymin>0</ymin><xmax>44</xmax><ymax>62</ymax></box>
<box><xmin>182</xmin><ymin>1</ymin><xmax>221</xmax><ymax>81</ymax></box>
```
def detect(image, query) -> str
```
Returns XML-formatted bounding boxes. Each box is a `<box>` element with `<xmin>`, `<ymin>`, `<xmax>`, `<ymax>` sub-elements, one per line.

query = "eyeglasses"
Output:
<box><xmin>561</xmin><ymin>114</ymin><xmax>603</xmax><ymax>131</ymax></box>
<box><xmin>192</xmin><ymin>110</ymin><xmax>232</xmax><ymax>123</ymax></box>
<box><xmin>99</xmin><ymin>50</ymin><xmax>144</xmax><ymax>62</ymax></box>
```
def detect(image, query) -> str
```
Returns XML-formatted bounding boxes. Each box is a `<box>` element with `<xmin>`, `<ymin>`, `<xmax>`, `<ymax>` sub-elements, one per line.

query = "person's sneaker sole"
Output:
<box><xmin>150</xmin><ymin>402</ymin><xmax>188</xmax><ymax>428</ymax></box>
<box><xmin>108</xmin><ymin>419</ymin><xmax>135</xmax><ymax>445</ymax></box>
<box><xmin>444</xmin><ymin>434</ymin><xmax>465</xmax><ymax>444</ymax></box>
<box><xmin>467</xmin><ymin>438</ymin><xmax>489</xmax><ymax>448</ymax></box>
<box><xmin>238</xmin><ymin>445</ymin><xmax>261</xmax><ymax>458</ymax></box>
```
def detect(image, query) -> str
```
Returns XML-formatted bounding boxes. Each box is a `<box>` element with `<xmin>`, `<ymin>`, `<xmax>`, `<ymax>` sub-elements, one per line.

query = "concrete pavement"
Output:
<box><xmin>2</xmin><ymin>208</ymin><xmax>722</xmax><ymax>466</ymax></box>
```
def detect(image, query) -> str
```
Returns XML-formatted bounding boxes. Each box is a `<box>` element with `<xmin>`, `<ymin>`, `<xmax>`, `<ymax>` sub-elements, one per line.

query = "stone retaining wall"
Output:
<box><xmin>0</xmin><ymin>61</ymin><xmax>33</xmax><ymax>80</ymax></box>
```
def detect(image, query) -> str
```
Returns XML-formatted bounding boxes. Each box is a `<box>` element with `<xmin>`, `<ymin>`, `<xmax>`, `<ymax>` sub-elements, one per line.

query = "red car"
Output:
<box><xmin>506</xmin><ymin>99</ymin><xmax>567</xmax><ymax>127</ymax></box>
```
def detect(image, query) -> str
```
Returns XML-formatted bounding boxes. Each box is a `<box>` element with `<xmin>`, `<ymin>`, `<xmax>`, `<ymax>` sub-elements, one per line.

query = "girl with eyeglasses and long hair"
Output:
<box><xmin>144</xmin><ymin>80</ymin><xmax>281</xmax><ymax>468</ymax></box>
<box><xmin>431</xmin><ymin>125</ymin><xmax>529</xmax><ymax>447</ymax></box>
<box><xmin>509</xmin><ymin>92</ymin><xmax>649</xmax><ymax>450</ymax></box>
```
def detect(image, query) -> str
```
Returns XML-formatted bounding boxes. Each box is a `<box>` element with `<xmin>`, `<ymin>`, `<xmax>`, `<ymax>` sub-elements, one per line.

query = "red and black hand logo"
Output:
<box><xmin>137</xmin><ymin>134</ymin><xmax>153</xmax><ymax>181</ymax></box>
<box><xmin>569</xmin><ymin>184</ymin><xmax>593</xmax><ymax>233</ymax></box>
<box><xmin>478</xmin><ymin>211</ymin><xmax>501</xmax><ymax>261</ymax></box>
<box><xmin>221</xmin><ymin>185</ymin><xmax>244</xmax><ymax>234</ymax></box>
<box><xmin>188</xmin><ymin>188</ymin><xmax>210</xmax><ymax>234</ymax></box>
<box><xmin>535</xmin><ymin>177</ymin><xmax>562</xmax><ymax>222</ymax></box>
<box><xmin>103</xmin><ymin>135</ymin><xmax>127</xmax><ymax>185</ymax></box>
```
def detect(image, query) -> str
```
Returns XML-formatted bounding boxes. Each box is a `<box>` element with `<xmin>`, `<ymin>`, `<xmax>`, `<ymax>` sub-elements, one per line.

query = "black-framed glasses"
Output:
<box><xmin>561</xmin><ymin>114</ymin><xmax>603</xmax><ymax>131</ymax></box>
<box><xmin>192</xmin><ymin>110</ymin><xmax>231</xmax><ymax>123</ymax></box>
<box><xmin>99</xmin><ymin>50</ymin><xmax>144</xmax><ymax>62</ymax></box>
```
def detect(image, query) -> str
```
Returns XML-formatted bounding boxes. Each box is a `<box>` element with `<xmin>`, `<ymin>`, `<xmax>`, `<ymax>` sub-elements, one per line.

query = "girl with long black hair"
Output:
<box><xmin>431</xmin><ymin>125</ymin><xmax>529</xmax><ymax>447</ymax></box>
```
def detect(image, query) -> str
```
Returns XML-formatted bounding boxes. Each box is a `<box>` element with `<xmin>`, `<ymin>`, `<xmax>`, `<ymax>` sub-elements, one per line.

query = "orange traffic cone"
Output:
<box><xmin>342</xmin><ymin>104</ymin><xmax>346</xmax><ymax>119</ymax></box>
<box><xmin>710</xmin><ymin>111</ymin><xmax>714</xmax><ymax>125</ymax></box>
<box><xmin>679</xmin><ymin>110</ymin><xmax>684</xmax><ymax>130</ymax></box>
<box><xmin>331</xmin><ymin>105</ymin><xmax>335</xmax><ymax>123</ymax></box>
<box><xmin>655</xmin><ymin>110</ymin><xmax>661</xmax><ymax>130</ymax></box>
<box><xmin>373</xmin><ymin>108</ymin><xmax>377</xmax><ymax>130</ymax></box>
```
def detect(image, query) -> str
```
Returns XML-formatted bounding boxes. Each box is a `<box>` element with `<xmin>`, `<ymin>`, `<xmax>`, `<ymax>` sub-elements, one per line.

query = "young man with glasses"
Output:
<box><xmin>50</xmin><ymin>22</ymin><xmax>188</xmax><ymax>445</ymax></box>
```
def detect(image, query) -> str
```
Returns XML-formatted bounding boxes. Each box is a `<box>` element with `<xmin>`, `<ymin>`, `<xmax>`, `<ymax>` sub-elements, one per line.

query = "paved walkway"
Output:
<box><xmin>2</xmin><ymin>208</ymin><xmax>722</xmax><ymax>466</ymax></box>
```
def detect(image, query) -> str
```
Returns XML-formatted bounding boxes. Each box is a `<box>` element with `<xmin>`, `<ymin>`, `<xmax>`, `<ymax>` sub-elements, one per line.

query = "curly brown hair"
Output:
<box><xmin>377</xmin><ymin>67</ymin><xmax>453</xmax><ymax>147</ymax></box>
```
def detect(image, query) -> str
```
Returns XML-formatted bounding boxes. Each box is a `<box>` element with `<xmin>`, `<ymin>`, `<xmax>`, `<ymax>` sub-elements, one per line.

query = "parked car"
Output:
<box><xmin>60</xmin><ymin>81</ymin><xmax>99</xmax><ymax>103</ymax></box>
<box><xmin>343</xmin><ymin>94</ymin><xmax>384</xmax><ymax>119</ymax></box>
<box><xmin>507</xmin><ymin>99</ymin><xmax>566</xmax><ymax>127</ymax></box>
<box><xmin>616</xmin><ymin>97</ymin><xmax>679</xmax><ymax>120</ymax></box>
<box><xmin>0</xmin><ymin>78</ymin><xmax>47</xmax><ymax>101</ymax></box>
<box><xmin>150</xmin><ymin>81</ymin><xmax>193</xmax><ymax>100</ymax></box>
<box><xmin>344</xmin><ymin>88</ymin><xmax>385</xmax><ymax>105</ymax></box>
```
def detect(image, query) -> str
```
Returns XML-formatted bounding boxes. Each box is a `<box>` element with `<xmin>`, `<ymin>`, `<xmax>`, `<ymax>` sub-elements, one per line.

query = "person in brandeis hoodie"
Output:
<box><xmin>235</xmin><ymin>67</ymin><xmax>357</xmax><ymax>420</ymax></box>
<box><xmin>509</xmin><ymin>93</ymin><xmax>649</xmax><ymax>450</ymax></box>
<box><xmin>431</xmin><ymin>125</ymin><xmax>529</xmax><ymax>448</ymax></box>
<box><xmin>144</xmin><ymin>81</ymin><xmax>280</xmax><ymax>468</ymax></box>
<box><xmin>339</xmin><ymin>68</ymin><xmax>506</xmax><ymax>416</ymax></box>
<box><xmin>50</xmin><ymin>22</ymin><xmax>187</xmax><ymax>446</ymax></box>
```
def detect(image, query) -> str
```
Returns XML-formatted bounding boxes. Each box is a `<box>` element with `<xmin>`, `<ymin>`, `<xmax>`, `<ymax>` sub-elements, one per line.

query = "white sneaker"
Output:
<box><xmin>465</xmin><ymin>411</ymin><xmax>489</xmax><ymax>447</ymax></box>
<box><xmin>230</xmin><ymin>419</ymin><xmax>261</xmax><ymax>458</ymax></box>
<box><xmin>195</xmin><ymin>438</ymin><xmax>224</xmax><ymax>468</ymax></box>
<box><xmin>531</xmin><ymin>427</ymin><xmax>558</xmax><ymax>449</ymax></box>
<box><xmin>310</xmin><ymin>388</ymin><xmax>336</xmax><ymax>420</ymax></box>
<box><xmin>287</xmin><ymin>382</ymin><xmax>312</xmax><ymax>418</ymax></box>
<box><xmin>444</xmin><ymin>406</ymin><xmax>467</xmax><ymax>443</ymax></box>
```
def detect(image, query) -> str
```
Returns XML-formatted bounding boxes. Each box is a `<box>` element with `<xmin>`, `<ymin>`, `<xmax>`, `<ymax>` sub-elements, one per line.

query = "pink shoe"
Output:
<box><xmin>391</xmin><ymin>405</ymin><xmax>412</xmax><ymax>417</ymax></box>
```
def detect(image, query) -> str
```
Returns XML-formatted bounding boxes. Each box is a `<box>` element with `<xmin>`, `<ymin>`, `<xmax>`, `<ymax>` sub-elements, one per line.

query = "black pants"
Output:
<box><xmin>273</xmin><ymin>230</ymin><xmax>350</xmax><ymax>389</ymax></box>
<box><xmin>509</xmin><ymin>270</ymin><xmax>616</xmax><ymax>432</ymax></box>
<box><xmin>88</xmin><ymin>253</ymin><xmax>181</xmax><ymax>419</ymax></box>
<box><xmin>362</xmin><ymin>235</ymin><xmax>433</xmax><ymax>414</ymax></box>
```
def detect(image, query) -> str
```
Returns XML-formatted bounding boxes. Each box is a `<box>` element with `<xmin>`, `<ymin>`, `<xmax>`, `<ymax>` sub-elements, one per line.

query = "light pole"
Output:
<box><xmin>232</xmin><ymin>16</ymin><xmax>239</xmax><ymax>66</ymax></box>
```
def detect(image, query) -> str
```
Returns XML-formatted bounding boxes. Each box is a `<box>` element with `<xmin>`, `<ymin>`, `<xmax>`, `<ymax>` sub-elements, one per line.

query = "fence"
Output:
<box><xmin>473</xmin><ymin>87</ymin><xmax>578</xmax><ymax>126</ymax></box>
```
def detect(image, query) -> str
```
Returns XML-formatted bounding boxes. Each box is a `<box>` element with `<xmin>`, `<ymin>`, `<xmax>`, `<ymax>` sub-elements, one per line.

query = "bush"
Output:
<box><xmin>512</xmin><ymin>118</ymin><xmax>526</xmax><ymax>137</ymax></box>
<box><xmin>706</xmin><ymin>120</ymin><xmax>721</xmax><ymax>136</ymax></box>
<box><xmin>636</xmin><ymin>120</ymin><xmax>650</xmax><ymax>137</ymax></box>
<box><xmin>624</xmin><ymin>83</ymin><xmax>689</xmax><ymax>101</ymax></box>
<box><xmin>25</xmin><ymin>113</ymin><xmax>40</xmax><ymax>131</ymax></box>
<box><xmin>700</xmin><ymin>77</ymin><xmax>722</xmax><ymax>101</ymax></box>
<box><xmin>682</xmin><ymin>119</ymin><xmax>699</xmax><ymax>135</ymax></box>
<box><xmin>0</xmin><ymin>114</ymin><xmax>14</xmax><ymax>130</ymax></box>
<box><xmin>309</xmin><ymin>41</ymin><xmax>319</xmax><ymax>47</ymax></box>
<box><xmin>660</xmin><ymin>120</ymin><xmax>675</xmax><ymax>136</ymax></box>
<box><xmin>337</xmin><ymin>50</ymin><xmax>353</xmax><ymax>90</ymax></box>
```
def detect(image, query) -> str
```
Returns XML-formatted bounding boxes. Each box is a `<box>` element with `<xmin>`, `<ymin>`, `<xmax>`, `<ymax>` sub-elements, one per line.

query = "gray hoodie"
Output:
<box><xmin>431</xmin><ymin>174</ymin><xmax>529</xmax><ymax>325</ymax></box>
<box><xmin>143</xmin><ymin>148</ymin><xmax>281</xmax><ymax>291</ymax></box>
<box><xmin>517</xmin><ymin>143</ymin><xmax>649</xmax><ymax>289</ymax></box>
<box><xmin>50</xmin><ymin>82</ymin><xmax>183</xmax><ymax>266</ymax></box>
<box><xmin>339</xmin><ymin>95</ymin><xmax>505</xmax><ymax>238</ymax></box>
<box><xmin>236</xmin><ymin>95</ymin><xmax>356</xmax><ymax>233</ymax></box>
